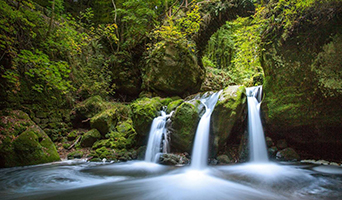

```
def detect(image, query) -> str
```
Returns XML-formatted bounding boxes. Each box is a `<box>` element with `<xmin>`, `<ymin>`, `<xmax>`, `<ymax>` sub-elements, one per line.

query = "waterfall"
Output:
<box><xmin>191</xmin><ymin>91</ymin><xmax>222</xmax><ymax>170</ymax></box>
<box><xmin>144</xmin><ymin>111</ymin><xmax>171</xmax><ymax>163</ymax></box>
<box><xmin>246</xmin><ymin>86</ymin><xmax>269</xmax><ymax>163</ymax></box>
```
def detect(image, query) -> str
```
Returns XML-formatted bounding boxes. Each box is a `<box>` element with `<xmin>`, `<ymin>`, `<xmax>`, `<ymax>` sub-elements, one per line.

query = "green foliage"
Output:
<box><xmin>312</xmin><ymin>34</ymin><xmax>342</xmax><ymax>97</ymax></box>
<box><xmin>147</xmin><ymin>4</ymin><xmax>202</xmax><ymax>56</ymax></box>
<box><xmin>14</xmin><ymin>49</ymin><xmax>71</xmax><ymax>93</ymax></box>
<box><xmin>204</xmin><ymin>23</ymin><xmax>234</xmax><ymax>69</ymax></box>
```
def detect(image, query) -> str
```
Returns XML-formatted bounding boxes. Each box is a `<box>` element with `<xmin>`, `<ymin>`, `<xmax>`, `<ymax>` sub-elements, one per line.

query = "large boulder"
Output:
<box><xmin>261</xmin><ymin>2</ymin><xmax>342</xmax><ymax>160</ymax></box>
<box><xmin>0</xmin><ymin>110</ymin><xmax>60</xmax><ymax>167</ymax></box>
<box><xmin>144</xmin><ymin>42</ymin><xmax>205</xmax><ymax>97</ymax></box>
<box><xmin>131</xmin><ymin>97</ymin><xmax>163</xmax><ymax>145</ymax></box>
<box><xmin>210</xmin><ymin>86</ymin><xmax>247</xmax><ymax>158</ymax></box>
<box><xmin>72</xmin><ymin>95</ymin><xmax>114</xmax><ymax>128</ymax></box>
<box><xmin>169</xmin><ymin>100</ymin><xmax>201</xmax><ymax>153</ymax></box>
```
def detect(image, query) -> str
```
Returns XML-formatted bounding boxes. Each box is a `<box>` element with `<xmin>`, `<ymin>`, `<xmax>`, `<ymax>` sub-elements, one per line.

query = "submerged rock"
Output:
<box><xmin>276</xmin><ymin>148</ymin><xmax>300</xmax><ymax>161</ymax></box>
<box><xmin>159</xmin><ymin>153</ymin><xmax>190</xmax><ymax>166</ymax></box>
<box><xmin>0</xmin><ymin>110</ymin><xmax>60</xmax><ymax>167</ymax></box>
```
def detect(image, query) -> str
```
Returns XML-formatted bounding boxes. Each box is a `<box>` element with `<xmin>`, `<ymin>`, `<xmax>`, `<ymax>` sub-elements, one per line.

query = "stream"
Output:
<box><xmin>1</xmin><ymin>160</ymin><xmax>342</xmax><ymax>200</ymax></box>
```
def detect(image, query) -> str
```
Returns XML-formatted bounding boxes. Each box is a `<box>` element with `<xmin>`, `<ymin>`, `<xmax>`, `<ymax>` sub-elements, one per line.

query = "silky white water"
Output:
<box><xmin>145</xmin><ymin>111</ymin><xmax>171</xmax><ymax>163</ymax></box>
<box><xmin>246</xmin><ymin>86</ymin><xmax>269</xmax><ymax>162</ymax></box>
<box><xmin>191</xmin><ymin>91</ymin><xmax>222</xmax><ymax>169</ymax></box>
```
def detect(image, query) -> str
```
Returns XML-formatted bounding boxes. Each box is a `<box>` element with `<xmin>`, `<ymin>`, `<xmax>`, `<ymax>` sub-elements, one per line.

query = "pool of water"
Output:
<box><xmin>1</xmin><ymin>160</ymin><xmax>342</xmax><ymax>200</ymax></box>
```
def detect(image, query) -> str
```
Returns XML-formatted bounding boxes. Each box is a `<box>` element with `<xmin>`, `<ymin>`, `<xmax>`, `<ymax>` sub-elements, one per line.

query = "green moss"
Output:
<box><xmin>131</xmin><ymin>97</ymin><xmax>163</xmax><ymax>145</ymax></box>
<box><xmin>211</xmin><ymin>85</ymin><xmax>246</xmax><ymax>157</ymax></box>
<box><xmin>80</xmin><ymin>129</ymin><xmax>102</xmax><ymax>147</ymax></box>
<box><xmin>67</xmin><ymin>151</ymin><xmax>84</xmax><ymax>159</ymax></box>
<box><xmin>73</xmin><ymin>95</ymin><xmax>115</xmax><ymax>121</ymax></box>
<box><xmin>170</xmin><ymin>101</ymin><xmax>200</xmax><ymax>152</ymax></box>
<box><xmin>92</xmin><ymin>139</ymin><xmax>111</xmax><ymax>149</ymax></box>
<box><xmin>67</xmin><ymin>130</ymin><xmax>78</xmax><ymax>141</ymax></box>
<box><xmin>166</xmin><ymin>99</ymin><xmax>184</xmax><ymax>113</ymax></box>
<box><xmin>0</xmin><ymin>110</ymin><xmax>60</xmax><ymax>167</ymax></box>
<box><xmin>90</xmin><ymin>103</ymin><xmax>131</xmax><ymax>135</ymax></box>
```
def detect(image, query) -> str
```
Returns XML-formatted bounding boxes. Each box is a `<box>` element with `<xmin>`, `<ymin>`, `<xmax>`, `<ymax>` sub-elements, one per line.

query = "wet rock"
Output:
<box><xmin>131</xmin><ymin>97</ymin><xmax>163</xmax><ymax>145</ymax></box>
<box><xmin>268</xmin><ymin>146</ymin><xmax>278</xmax><ymax>159</ymax></box>
<box><xmin>159</xmin><ymin>153</ymin><xmax>190</xmax><ymax>165</ymax></box>
<box><xmin>276</xmin><ymin>148</ymin><xmax>300</xmax><ymax>161</ymax></box>
<box><xmin>217</xmin><ymin>155</ymin><xmax>231</xmax><ymax>164</ymax></box>
<box><xmin>211</xmin><ymin>86</ymin><xmax>246</xmax><ymax>157</ymax></box>
<box><xmin>169</xmin><ymin>101</ymin><xmax>201</xmax><ymax>153</ymax></box>
<box><xmin>266</xmin><ymin>137</ymin><xmax>274</xmax><ymax>147</ymax></box>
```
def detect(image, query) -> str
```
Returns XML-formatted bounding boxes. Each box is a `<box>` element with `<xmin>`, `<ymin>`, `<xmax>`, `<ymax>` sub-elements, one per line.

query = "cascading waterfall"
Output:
<box><xmin>144</xmin><ymin>111</ymin><xmax>171</xmax><ymax>163</ymax></box>
<box><xmin>246</xmin><ymin>86</ymin><xmax>269</xmax><ymax>163</ymax></box>
<box><xmin>191</xmin><ymin>91</ymin><xmax>222</xmax><ymax>170</ymax></box>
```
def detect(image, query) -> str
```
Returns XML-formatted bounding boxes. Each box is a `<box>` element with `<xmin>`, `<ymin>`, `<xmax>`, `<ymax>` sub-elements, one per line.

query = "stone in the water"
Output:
<box><xmin>217</xmin><ymin>155</ymin><xmax>231</xmax><ymax>164</ymax></box>
<box><xmin>276</xmin><ymin>148</ymin><xmax>300</xmax><ymax>161</ymax></box>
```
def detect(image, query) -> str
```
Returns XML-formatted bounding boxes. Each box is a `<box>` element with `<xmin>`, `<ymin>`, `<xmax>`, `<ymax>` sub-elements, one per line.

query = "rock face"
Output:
<box><xmin>169</xmin><ymin>100</ymin><xmax>201</xmax><ymax>153</ymax></box>
<box><xmin>144</xmin><ymin>42</ymin><xmax>205</xmax><ymax>97</ymax></box>
<box><xmin>0</xmin><ymin>110</ymin><xmax>60</xmax><ymax>167</ymax></box>
<box><xmin>210</xmin><ymin>86</ymin><xmax>247</xmax><ymax>158</ymax></box>
<box><xmin>261</xmin><ymin>2</ymin><xmax>342</xmax><ymax>160</ymax></box>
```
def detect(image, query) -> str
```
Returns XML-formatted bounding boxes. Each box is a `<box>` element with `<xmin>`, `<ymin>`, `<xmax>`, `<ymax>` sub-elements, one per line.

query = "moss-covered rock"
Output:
<box><xmin>200</xmin><ymin>67</ymin><xmax>232</xmax><ymax>92</ymax></box>
<box><xmin>0</xmin><ymin>110</ymin><xmax>60</xmax><ymax>167</ymax></box>
<box><xmin>72</xmin><ymin>95</ymin><xmax>114</xmax><ymax>128</ymax></box>
<box><xmin>67</xmin><ymin>130</ymin><xmax>78</xmax><ymax>141</ymax></box>
<box><xmin>276</xmin><ymin>148</ymin><xmax>300</xmax><ymax>161</ymax></box>
<box><xmin>159</xmin><ymin>153</ymin><xmax>190</xmax><ymax>166</ymax></box>
<box><xmin>261</xmin><ymin>2</ymin><xmax>342</xmax><ymax>160</ymax></box>
<box><xmin>67</xmin><ymin>151</ymin><xmax>84</xmax><ymax>159</ymax></box>
<box><xmin>131</xmin><ymin>97</ymin><xmax>163</xmax><ymax>145</ymax></box>
<box><xmin>210</xmin><ymin>86</ymin><xmax>246</xmax><ymax>158</ymax></box>
<box><xmin>144</xmin><ymin>42</ymin><xmax>205</xmax><ymax>97</ymax></box>
<box><xmin>92</xmin><ymin>119</ymin><xmax>137</xmax><ymax>154</ymax></box>
<box><xmin>166</xmin><ymin>99</ymin><xmax>184</xmax><ymax>114</ymax></box>
<box><xmin>169</xmin><ymin>100</ymin><xmax>201</xmax><ymax>153</ymax></box>
<box><xmin>90</xmin><ymin>103</ymin><xmax>131</xmax><ymax>136</ymax></box>
<box><xmin>80</xmin><ymin>129</ymin><xmax>102</xmax><ymax>147</ymax></box>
